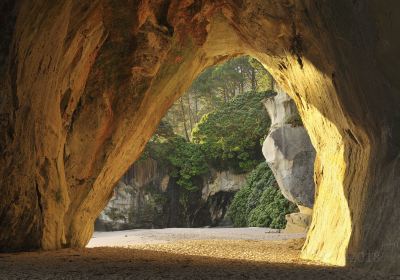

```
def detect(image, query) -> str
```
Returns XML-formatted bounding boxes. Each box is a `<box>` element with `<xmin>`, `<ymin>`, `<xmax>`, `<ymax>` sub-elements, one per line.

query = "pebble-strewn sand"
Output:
<box><xmin>87</xmin><ymin>227</ymin><xmax>305</xmax><ymax>247</ymax></box>
<box><xmin>0</xmin><ymin>228</ymin><xmax>394</xmax><ymax>279</ymax></box>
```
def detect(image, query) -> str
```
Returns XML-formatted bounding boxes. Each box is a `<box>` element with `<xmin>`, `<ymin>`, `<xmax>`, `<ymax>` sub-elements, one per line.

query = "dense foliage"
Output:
<box><xmin>192</xmin><ymin>91</ymin><xmax>272</xmax><ymax>173</ymax></box>
<box><xmin>228</xmin><ymin>162</ymin><xmax>297</xmax><ymax>229</ymax></box>
<box><xmin>142</xmin><ymin>89</ymin><xmax>273</xmax><ymax>189</ymax></box>
<box><xmin>143</xmin><ymin>132</ymin><xmax>208</xmax><ymax>191</ymax></box>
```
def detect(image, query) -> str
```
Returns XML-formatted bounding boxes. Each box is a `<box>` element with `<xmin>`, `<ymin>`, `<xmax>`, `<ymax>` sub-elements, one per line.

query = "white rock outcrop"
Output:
<box><xmin>202</xmin><ymin>171</ymin><xmax>248</xmax><ymax>200</ymax></box>
<box><xmin>262</xmin><ymin>84</ymin><xmax>316</xmax><ymax>232</ymax></box>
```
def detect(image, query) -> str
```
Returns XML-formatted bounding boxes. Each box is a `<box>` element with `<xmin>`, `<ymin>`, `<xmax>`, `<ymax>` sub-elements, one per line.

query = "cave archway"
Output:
<box><xmin>1</xmin><ymin>0</ymin><xmax>399</xmax><ymax>273</ymax></box>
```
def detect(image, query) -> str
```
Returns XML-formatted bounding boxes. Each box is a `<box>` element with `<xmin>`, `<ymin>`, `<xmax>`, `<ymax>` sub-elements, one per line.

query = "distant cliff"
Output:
<box><xmin>96</xmin><ymin>158</ymin><xmax>248</xmax><ymax>231</ymax></box>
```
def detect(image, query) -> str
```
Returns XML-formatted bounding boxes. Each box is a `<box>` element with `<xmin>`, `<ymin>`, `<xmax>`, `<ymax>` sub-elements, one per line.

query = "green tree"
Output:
<box><xmin>191</xmin><ymin>91</ymin><xmax>272</xmax><ymax>173</ymax></box>
<box><xmin>143</xmin><ymin>129</ymin><xmax>208</xmax><ymax>192</ymax></box>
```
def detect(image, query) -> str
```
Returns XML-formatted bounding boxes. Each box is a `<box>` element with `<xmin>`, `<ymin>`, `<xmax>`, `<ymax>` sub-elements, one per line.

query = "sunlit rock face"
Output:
<box><xmin>262</xmin><ymin>85</ymin><xmax>315</xmax><ymax>208</ymax></box>
<box><xmin>262</xmin><ymin>84</ymin><xmax>315</xmax><ymax>233</ymax></box>
<box><xmin>1</xmin><ymin>0</ymin><xmax>400</xmax><ymax>273</ymax></box>
<box><xmin>202</xmin><ymin>171</ymin><xmax>248</xmax><ymax>200</ymax></box>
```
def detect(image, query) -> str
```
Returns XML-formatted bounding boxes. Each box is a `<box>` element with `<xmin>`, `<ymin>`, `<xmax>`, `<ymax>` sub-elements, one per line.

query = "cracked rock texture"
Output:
<box><xmin>1</xmin><ymin>0</ymin><xmax>400</xmax><ymax>274</ymax></box>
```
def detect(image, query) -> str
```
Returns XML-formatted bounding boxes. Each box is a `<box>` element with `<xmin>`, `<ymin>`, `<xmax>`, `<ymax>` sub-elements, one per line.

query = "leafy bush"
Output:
<box><xmin>142</xmin><ymin>90</ymin><xmax>273</xmax><ymax>189</ymax></box>
<box><xmin>192</xmin><ymin>91</ymin><xmax>272</xmax><ymax>173</ymax></box>
<box><xmin>142</xmin><ymin>132</ymin><xmax>208</xmax><ymax>192</ymax></box>
<box><xmin>167</xmin><ymin>137</ymin><xmax>208</xmax><ymax>191</ymax></box>
<box><xmin>228</xmin><ymin>162</ymin><xmax>297</xmax><ymax>229</ymax></box>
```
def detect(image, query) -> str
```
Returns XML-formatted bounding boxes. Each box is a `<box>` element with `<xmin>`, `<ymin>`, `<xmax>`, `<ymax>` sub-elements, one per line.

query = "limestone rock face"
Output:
<box><xmin>96</xmin><ymin>181</ymin><xmax>136</xmax><ymax>231</ymax></box>
<box><xmin>284</xmin><ymin>206</ymin><xmax>313</xmax><ymax>233</ymax></box>
<box><xmin>202</xmin><ymin>171</ymin><xmax>248</xmax><ymax>200</ymax></box>
<box><xmin>1</xmin><ymin>0</ymin><xmax>400</xmax><ymax>273</ymax></box>
<box><xmin>96</xmin><ymin>158</ymin><xmax>172</xmax><ymax>230</ymax></box>
<box><xmin>194</xmin><ymin>170</ymin><xmax>248</xmax><ymax>227</ymax></box>
<box><xmin>262</xmin><ymin>87</ymin><xmax>315</xmax><ymax>208</ymax></box>
<box><xmin>97</xmin><ymin>161</ymin><xmax>246</xmax><ymax>230</ymax></box>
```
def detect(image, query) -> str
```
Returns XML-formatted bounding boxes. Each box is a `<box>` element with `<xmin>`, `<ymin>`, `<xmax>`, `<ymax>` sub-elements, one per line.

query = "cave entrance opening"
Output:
<box><xmin>2</xmin><ymin>2</ymin><xmax>400</xmax><ymax>277</ymax></box>
<box><xmin>91</xmin><ymin>55</ymin><xmax>315</xmax><ymax>249</ymax></box>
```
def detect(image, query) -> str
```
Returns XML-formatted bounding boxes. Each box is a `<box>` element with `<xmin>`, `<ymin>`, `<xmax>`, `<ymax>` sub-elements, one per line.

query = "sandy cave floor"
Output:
<box><xmin>0</xmin><ymin>228</ymin><xmax>397</xmax><ymax>279</ymax></box>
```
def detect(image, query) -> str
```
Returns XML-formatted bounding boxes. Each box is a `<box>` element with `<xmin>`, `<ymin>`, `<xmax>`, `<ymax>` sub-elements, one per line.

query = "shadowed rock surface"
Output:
<box><xmin>96</xmin><ymin>158</ymin><xmax>247</xmax><ymax>230</ymax></box>
<box><xmin>96</xmin><ymin>158</ymin><xmax>174</xmax><ymax>231</ymax></box>
<box><xmin>1</xmin><ymin>0</ymin><xmax>400</xmax><ymax>274</ymax></box>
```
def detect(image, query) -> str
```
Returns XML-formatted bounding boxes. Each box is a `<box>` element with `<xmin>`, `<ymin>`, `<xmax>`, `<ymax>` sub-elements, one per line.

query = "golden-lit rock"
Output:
<box><xmin>284</xmin><ymin>206</ymin><xmax>313</xmax><ymax>234</ymax></box>
<box><xmin>1</xmin><ymin>0</ymin><xmax>400</xmax><ymax>274</ymax></box>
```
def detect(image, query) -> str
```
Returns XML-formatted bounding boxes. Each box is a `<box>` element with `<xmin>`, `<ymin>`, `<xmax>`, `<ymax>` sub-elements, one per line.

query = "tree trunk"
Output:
<box><xmin>179</xmin><ymin>97</ymin><xmax>190</xmax><ymax>141</ymax></box>
<box><xmin>194</xmin><ymin>93</ymin><xmax>199</xmax><ymax>123</ymax></box>
<box><xmin>222</xmin><ymin>88</ymin><xmax>228</xmax><ymax>103</ymax></box>
<box><xmin>186</xmin><ymin>94</ymin><xmax>193</xmax><ymax>132</ymax></box>
<box><xmin>251</xmin><ymin>67</ymin><xmax>256</xmax><ymax>91</ymax></box>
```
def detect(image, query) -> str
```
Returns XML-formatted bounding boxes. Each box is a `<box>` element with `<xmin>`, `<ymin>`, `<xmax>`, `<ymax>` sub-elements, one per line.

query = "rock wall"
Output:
<box><xmin>96</xmin><ymin>160</ymin><xmax>247</xmax><ymax>230</ymax></box>
<box><xmin>95</xmin><ymin>158</ymin><xmax>171</xmax><ymax>230</ymax></box>
<box><xmin>262</xmin><ymin>84</ymin><xmax>315</xmax><ymax>233</ymax></box>
<box><xmin>198</xmin><ymin>170</ymin><xmax>248</xmax><ymax>227</ymax></box>
<box><xmin>262</xmin><ymin>84</ymin><xmax>315</xmax><ymax>208</ymax></box>
<box><xmin>202</xmin><ymin>170</ymin><xmax>248</xmax><ymax>200</ymax></box>
<box><xmin>1</xmin><ymin>0</ymin><xmax>400</xmax><ymax>273</ymax></box>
